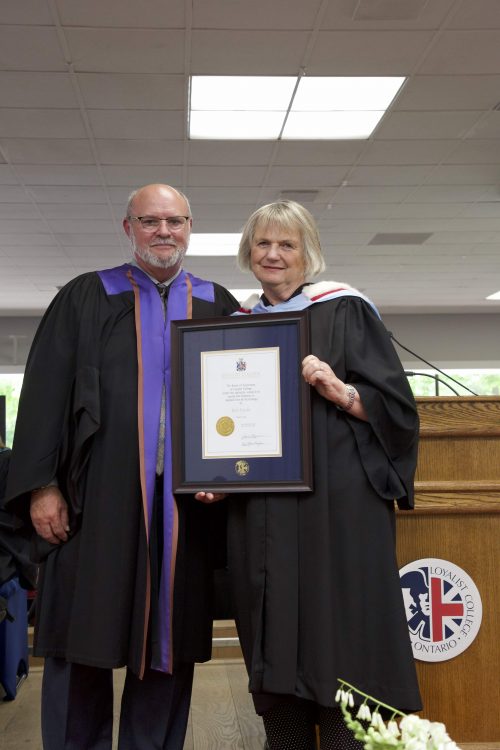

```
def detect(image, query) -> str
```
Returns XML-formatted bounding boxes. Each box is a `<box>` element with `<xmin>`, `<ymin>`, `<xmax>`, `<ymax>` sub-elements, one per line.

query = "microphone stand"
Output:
<box><xmin>389</xmin><ymin>332</ymin><xmax>479</xmax><ymax>396</ymax></box>
<box><xmin>404</xmin><ymin>371</ymin><xmax>460</xmax><ymax>396</ymax></box>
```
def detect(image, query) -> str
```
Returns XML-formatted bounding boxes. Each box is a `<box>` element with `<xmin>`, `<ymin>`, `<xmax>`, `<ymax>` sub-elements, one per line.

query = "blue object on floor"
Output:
<box><xmin>0</xmin><ymin>577</ymin><xmax>29</xmax><ymax>700</ymax></box>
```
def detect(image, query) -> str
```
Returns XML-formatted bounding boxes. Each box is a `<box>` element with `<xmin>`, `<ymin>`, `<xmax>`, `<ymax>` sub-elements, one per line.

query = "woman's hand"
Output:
<box><xmin>302</xmin><ymin>355</ymin><xmax>346</xmax><ymax>402</ymax></box>
<box><xmin>301</xmin><ymin>355</ymin><xmax>367</xmax><ymax>420</ymax></box>
<box><xmin>195</xmin><ymin>491</ymin><xmax>227</xmax><ymax>504</ymax></box>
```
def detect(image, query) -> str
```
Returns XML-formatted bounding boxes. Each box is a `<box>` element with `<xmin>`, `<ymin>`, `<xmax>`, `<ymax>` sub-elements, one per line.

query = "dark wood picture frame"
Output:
<box><xmin>170</xmin><ymin>310</ymin><xmax>313</xmax><ymax>493</ymax></box>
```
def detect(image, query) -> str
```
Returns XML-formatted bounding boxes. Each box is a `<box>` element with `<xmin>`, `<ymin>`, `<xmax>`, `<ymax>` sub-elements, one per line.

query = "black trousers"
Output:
<box><xmin>41</xmin><ymin>657</ymin><xmax>194</xmax><ymax>750</ymax></box>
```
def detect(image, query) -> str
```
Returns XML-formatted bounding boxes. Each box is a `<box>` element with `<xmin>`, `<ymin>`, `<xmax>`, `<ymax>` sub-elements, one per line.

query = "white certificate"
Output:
<box><xmin>201</xmin><ymin>347</ymin><xmax>282</xmax><ymax>458</ymax></box>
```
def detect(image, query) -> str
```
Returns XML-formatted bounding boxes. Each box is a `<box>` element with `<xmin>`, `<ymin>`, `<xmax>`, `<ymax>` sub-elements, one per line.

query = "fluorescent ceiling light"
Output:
<box><xmin>190</xmin><ymin>111</ymin><xmax>284</xmax><ymax>140</ymax></box>
<box><xmin>292</xmin><ymin>77</ymin><xmax>404</xmax><ymax>111</ymax></box>
<box><xmin>190</xmin><ymin>76</ymin><xmax>296</xmax><ymax>111</ymax></box>
<box><xmin>486</xmin><ymin>290</ymin><xmax>500</xmax><ymax>300</ymax></box>
<box><xmin>189</xmin><ymin>75</ymin><xmax>405</xmax><ymax>140</ymax></box>
<box><xmin>282</xmin><ymin>111</ymin><xmax>384</xmax><ymax>140</ymax></box>
<box><xmin>187</xmin><ymin>233</ymin><xmax>241</xmax><ymax>256</ymax></box>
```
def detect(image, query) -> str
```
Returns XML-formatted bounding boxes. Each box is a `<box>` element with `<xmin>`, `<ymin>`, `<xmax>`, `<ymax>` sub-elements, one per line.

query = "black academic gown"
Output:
<box><xmin>227</xmin><ymin>295</ymin><xmax>422</xmax><ymax>713</ymax></box>
<box><xmin>0</xmin><ymin>448</ymin><xmax>37</xmax><ymax>589</ymax></box>
<box><xmin>5</xmin><ymin>267</ymin><xmax>238</xmax><ymax>675</ymax></box>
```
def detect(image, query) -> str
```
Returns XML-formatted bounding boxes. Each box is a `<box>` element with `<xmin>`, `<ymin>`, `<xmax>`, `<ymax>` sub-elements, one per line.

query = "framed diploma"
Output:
<box><xmin>171</xmin><ymin>310</ymin><xmax>313</xmax><ymax>493</ymax></box>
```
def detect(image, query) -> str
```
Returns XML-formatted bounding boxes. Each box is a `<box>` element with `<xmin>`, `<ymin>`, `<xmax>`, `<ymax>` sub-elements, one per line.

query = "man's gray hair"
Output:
<box><xmin>126</xmin><ymin>186</ymin><xmax>192</xmax><ymax>217</ymax></box>
<box><xmin>238</xmin><ymin>200</ymin><xmax>326</xmax><ymax>279</ymax></box>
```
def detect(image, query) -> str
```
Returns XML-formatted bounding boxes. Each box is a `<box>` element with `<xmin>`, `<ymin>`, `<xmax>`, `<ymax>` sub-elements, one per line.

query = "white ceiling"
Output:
<box><xmin>1</xmin><ymin>0</ymin><xmax>500</xmax><ymax>314</ymax></box>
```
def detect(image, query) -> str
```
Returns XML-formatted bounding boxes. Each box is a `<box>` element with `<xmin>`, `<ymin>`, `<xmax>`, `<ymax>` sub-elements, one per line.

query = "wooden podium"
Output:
<box><xmin>396</xmin><ymin>397</ymin><xmax>500</xmax><ymax>746</ymax></box>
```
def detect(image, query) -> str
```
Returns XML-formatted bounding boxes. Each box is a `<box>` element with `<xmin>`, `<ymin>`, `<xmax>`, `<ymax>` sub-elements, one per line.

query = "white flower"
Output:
<box><xmin>356</xmin><ymin>703</ymin><xmax>372</xmax><ymax>721</ymax></box>
<box><xmin>400</xmin><ymin>715</ymin><xmax>428</xmax><ymax>741</ymax></box>
<box><xmin>405</xmin><ymin>738</ymin><xmax>427</xmax><ymax>750</ymax></box>
<box><xmin>370</xmin><ymin>712</ymin><xmax>386</xmax><ymax>731</ymax></box>
<box><xmin>335</xmin><ymin>681</ymin><xmax>461</xmax><ymax>750</ymax></box>
<box><xmin>387</xmin><ymin>720</ymin><xmax>401</xmax><ymax>738</ymax></box>
<box><xmin>427</xmin><ymin>721</ymin><xmax>459</xmax><ymax>750</ymax></box>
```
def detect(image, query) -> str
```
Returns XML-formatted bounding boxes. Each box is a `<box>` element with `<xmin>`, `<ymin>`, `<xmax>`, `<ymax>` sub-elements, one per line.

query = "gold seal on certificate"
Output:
<box><xmin>216</xmin><ymin>416</ymin><xmax>235</xmax><ymax>436</ymax></box>
<box><xmin>235</xmin><ymin>460</ymin><xmax>249</xmax><ymax>476</ymax></box>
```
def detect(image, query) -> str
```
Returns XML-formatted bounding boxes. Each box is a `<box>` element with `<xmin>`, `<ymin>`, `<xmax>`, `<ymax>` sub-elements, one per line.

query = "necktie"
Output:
<box><xmin>156</xmin><ymin>284</ymin><xmax>168</xmax><ymax>473</ymax></box>
<box><xmin>157</xmin><ymin>283</ymin><xmax>168</xmax><ymax>312</ymax></box>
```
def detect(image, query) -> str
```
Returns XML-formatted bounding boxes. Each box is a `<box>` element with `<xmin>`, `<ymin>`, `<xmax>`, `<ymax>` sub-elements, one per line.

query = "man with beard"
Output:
<box><xmin>5</xmin><ymin>184</ymin><xmax>239</xmax><ymax>749</ymax></box>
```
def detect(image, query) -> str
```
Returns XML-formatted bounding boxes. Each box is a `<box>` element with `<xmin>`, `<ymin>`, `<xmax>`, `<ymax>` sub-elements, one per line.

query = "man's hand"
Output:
<box><xmin>30</xmin><ymin>486</ymin><xmax>70</xmax><ymax>544</ymax></box>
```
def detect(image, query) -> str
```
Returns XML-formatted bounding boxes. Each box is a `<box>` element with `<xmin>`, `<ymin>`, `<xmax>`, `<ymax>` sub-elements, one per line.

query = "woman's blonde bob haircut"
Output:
<box><xmin>238</xmin><ymin>200</ymin><xmax>326</xmax><ymax>280</ymax></box>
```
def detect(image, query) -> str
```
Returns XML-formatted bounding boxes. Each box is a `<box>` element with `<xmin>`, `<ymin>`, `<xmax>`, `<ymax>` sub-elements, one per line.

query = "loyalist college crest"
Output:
<box><xmin>399</xmin><ymin>558</ymin><xmax>482</xmax><ymax>662</ymax></box>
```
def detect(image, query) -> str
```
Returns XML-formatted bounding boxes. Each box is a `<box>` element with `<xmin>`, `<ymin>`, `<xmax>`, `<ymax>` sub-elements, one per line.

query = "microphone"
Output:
<box><xmin>388</xmin><ymin>332</ymin><xmax>479</xmax><ymax>396</ymax></box>
<box><xmin>403</xmin><ymin>371</ymin><xmax>460</xmax><ymax>396</ymax></box>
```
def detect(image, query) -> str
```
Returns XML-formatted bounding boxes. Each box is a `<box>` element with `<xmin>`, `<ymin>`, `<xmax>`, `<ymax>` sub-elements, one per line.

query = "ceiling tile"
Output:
<box><xmin>78</xmin><ymin>73</ymin><xmax>185</xmax><ymax>109</ymax></box>
<box><xmin>187</xmin><ymin>166</ymin><xmax>267</xmax><ymax>187</ymax></box>
<box><xmin>190</xmin><ymin>31</ymin><xmax>306</xmax><ymax>75</ymax></box>
<box><xmin>28</xmin><ymin>186</ymin><xmax>109</xmax><ymax>203</ymax></box>
<box><xmin>1</xmin><ymin>1</ymin><xmax>53</xmax><ymax>23</ymax></box>
<box><xmin>449</xmin><ymin>0</ymin><xmax>500</xmax><ymax>29</ymax></box>
<box><xmin>462</xmin><ymin>204</ymin><xmax>500</xmax><ymax>218</ymax></box>
<box><xmin>0</xmin><ymin>204</ymin><xmax>39</xmax><ymax>219</ymax></box>
<box><xmin>308</xmin><ymin>30</ymin><xmax>433</xmax><ymax>75</ymax></box>
<box><xmin>55</xmin><ymin>0</ymin><xmax>185</xmax><ymax>27</ymax></box>
<box><xmin>101</xmin><ymin>165</ymin><xmax>184</xmax><ymax>186</ymax></box>
<box><xmin>0</xmin><ymin>186</ymin><xmax>30</xmax><ymax>202</ymax></box>
<box><xmin>65</xmin><ymin>29</ymin><xmax>184</xmax><ymax>74</ymax></box>
<box><xmin>0</xmin><ymin>219</ymin><xmax>43</xmax><ymax>234</ymax></box>
<box><xmin>322</xmin><ymin>0</ymin><xmax>455</xmax><ymax>29</ymax></box>
<box><xmin>54</xmin><ymin>233</ymin><xmax>121</xmax><ymax>247</ymax></box>
<box><xmin>183</xmin><ymin>187</ymin><xmax>263</xmax><ymax>204</ymax></box>
<box><xmin>192</xmin><ymin>0</ymin><xmax>323</xmax><ymax>29</ymax></box>
<box><xmin>444</xmin><ymin>140</ymin><xmax>500</xmax><ymax>164</ymax></box>
<box><xmin>464</xmin><ymin>112</ymin><xmax>500</xmax><ymax>140</ymax></box>
<box><xmin>266</xmin><ymin>166</ymin><xmax>348</xmax><ymax>188</ymax></box>
<box><xmin>0</xmin><ymin>234</ymin><xmax>60</xmax><ymax>247</ymax></box>
<box><xmin>2</xmin><ymin>139</ymin><xmax>95</xmax><ymax>165</ymax></box>
<box><xmin>39</xmin><ymin>204</ymin><xmax>115</xmax><ymax>220</ymax></box>
<box><xmin>275</xmin><ymin>141</ymin><xmax>365</xmax><ymax>166</ymax></box>
<box><xmin>406</xmin><ymin>185</ymin><xmax>495</xmax><ymax>203</ymax></box>
<box><xmin>15</xmin><ymin>165</ymin><xmax>102</xmax><ymax>186</ymax></box>
<box><xmin>0</xmin><ymin>166</ymin><xmax>17</xmax><ymax>185</ymax></box>
<box><xmin>5</xmin><ymin>243</ymin><xmax>64</xmax><ymax>260</ymax></box>
<box><xmin>87</xmin><ymin>110</ymin><xmax>184</xmax><ymax>139</ymax></box>
<box><xmin>359</xmin><ymin>139</ymin><xmax>457</xmax><ymax>165</ymax></box>
<box><xmin>418</xmin><ymin>31</ymin><xmax>500</xmax><ymax>74</ymax></box>
<box><xmin>0</xmin><ymin>27</ymin><xmax>67</xmax><ymax>71</ymax></box>
<box><xmin>46</xmin><ymin>219</ymin><xmax>117</xmax><ymax>234</ymax></box>
<box><xmin>375</xmin><ymin>111</ymin><xmax>483</xmax><ymax>139</ymax></box>
<box><xmin>0</xmin><ymin>110</ymin><xmax>86</xmax><ymax>139</ymax></box>
<box><xmin>347</xmin><ymin>165</ymin><xmax>433</xmax><ymax>185</ymax></box>
<box><xmin>0</xmin><ymin>72</ymin><xmax>76</xmax><ymax>108</ymax></box>
<box><xmin>96</xmin><ymin>139</ymin><xmax>184</xmax><ymax>165</ymax></box>
<box><xmin>425</xmin><ymin>165</ymin><xmax>500</xmax><ymax>185</ymax></box>
<box><xmin>333</xmin><ymin>186</ymin><xmax>414</xmax><ymax>203</ymax></box>
<box><xmin>188</xmin><ymin>141</ymin><xmax>275</xmax><ymax>166</ymax></box>
<box><xmin>395</xmin><ymin>75</ymin><xmax>500</xmax><ymax>111</ymax></box>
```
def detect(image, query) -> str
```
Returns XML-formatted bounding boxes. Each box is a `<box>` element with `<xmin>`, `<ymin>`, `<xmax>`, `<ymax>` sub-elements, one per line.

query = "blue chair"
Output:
<box><xmin>0</xmin><ymin>578</ymin><xmax>29</xmax><ymax>700</ymax></box>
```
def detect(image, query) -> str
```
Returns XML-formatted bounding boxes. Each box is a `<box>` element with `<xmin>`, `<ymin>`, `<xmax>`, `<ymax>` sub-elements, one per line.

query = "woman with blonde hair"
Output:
<box><xmin>200</xmin><ymin>201</ymin><xmax>421</xmax><ymax>749</ymax></box>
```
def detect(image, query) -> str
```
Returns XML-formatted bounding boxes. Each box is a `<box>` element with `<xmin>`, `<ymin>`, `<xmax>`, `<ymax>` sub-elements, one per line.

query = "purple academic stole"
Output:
<box><xmin>98</xmin><ymin>264</ymin><xmax>214</xmax><ymax>673</ymax></box>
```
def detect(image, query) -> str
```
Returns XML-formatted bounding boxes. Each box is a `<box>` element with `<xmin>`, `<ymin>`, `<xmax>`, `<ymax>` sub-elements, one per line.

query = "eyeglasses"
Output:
<box><xmin>128</xmin><ymin>216</ymin><xmax>190</xmax><ymax>232</ymax></box>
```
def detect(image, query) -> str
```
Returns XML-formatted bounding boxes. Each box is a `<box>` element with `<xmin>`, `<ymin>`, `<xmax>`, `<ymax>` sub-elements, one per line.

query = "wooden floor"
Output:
<box><xmin>0</xmin><ymin>659</ymin><xmax>267</xmax><ymax>750</ymax></box>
